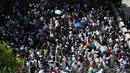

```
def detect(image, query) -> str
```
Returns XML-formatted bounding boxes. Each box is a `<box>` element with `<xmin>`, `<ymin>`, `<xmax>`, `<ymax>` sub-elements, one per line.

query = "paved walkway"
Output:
<box><xmin>121</xmin><ymin>0</ymin><xmax>130</xmax><ymax>16</ymax></box>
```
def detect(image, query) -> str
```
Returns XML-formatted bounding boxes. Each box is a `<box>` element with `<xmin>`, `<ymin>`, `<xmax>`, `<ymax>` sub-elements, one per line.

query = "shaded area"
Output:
<box><xmin>121</xmin><ymin>3</ymin><xmax>130</xmax><ymax>16</ymax></box>
<box><xmin>120</xmin><ymin>2</ymin><xmax>130</xmax><ymax>29</ymax></box>
<box><xmin>0</xmin><ymin>0</ymin><xmax>16</xmax><ymax>26</ymax></box>
<box><xmin>0</xmin><ymin>0</ymin><xmax>16</xmax><ymax>5</ymax></box>
<box><xmin>112</xmin><ymin>0</ymin><xmax>130</xmax><ymax>29</ymax></box>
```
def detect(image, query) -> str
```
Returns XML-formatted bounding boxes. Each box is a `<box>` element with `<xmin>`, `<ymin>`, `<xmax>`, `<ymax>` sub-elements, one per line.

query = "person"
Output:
<box><xmin>119</xmin><ymin>0</ymin><xmax>122</xmax><ymax>5</ymax></box>
<box><xmin>1</xmin><ymin>0</ymin><xmax>130</xmax><ymax>73</ymax></box>
<box><xmin>127</xmin><ymin>17</ymin><xmax>130</xmax><ymax>29</ymax></box>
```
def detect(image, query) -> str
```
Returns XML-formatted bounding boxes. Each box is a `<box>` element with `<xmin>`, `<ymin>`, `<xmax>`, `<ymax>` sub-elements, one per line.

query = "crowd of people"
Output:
<box><xmin>0</xmin><ymin>0</ymin><xmax>130</xmax><ymax>73</ymax></box>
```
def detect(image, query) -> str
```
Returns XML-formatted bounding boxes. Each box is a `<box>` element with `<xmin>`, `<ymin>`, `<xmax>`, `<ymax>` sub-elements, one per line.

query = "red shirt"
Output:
<box><xmin>108</xmin><ymin>49</ymin><xmax>113</xmax><ymax>55</ymax></box>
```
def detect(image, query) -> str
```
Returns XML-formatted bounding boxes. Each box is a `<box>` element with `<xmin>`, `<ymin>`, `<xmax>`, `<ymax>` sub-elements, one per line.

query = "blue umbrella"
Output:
<box><xmin>74</xmin><ymin>22</ymin><xmax>82</xmax><ymax>28</ymax></box>
<box><xmin>55</xmin><ymin>10</ymin><xmax>62</xmax><ymax>15</ymax></box>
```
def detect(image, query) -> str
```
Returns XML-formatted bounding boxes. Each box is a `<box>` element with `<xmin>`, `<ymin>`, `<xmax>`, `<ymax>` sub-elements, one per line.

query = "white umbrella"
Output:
<box><xmin>99</xmin><ymin>45</ymin><xmax>108</xmax><ymax>53</ymax></box>
<box><xmin>38</xmin><ymin>69</ymin><xmax>44</xmax><ymax>73</ymax></box>
<box><xmin>55</xmin><ymin>10</ymin><xmax>62</xmax><ymax>15</ymax></box>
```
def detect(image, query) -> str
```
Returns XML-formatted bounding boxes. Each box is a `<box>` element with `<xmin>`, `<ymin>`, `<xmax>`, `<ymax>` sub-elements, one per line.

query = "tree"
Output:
<box><xmin>0</xmin><ymin>42</ymin><xmax>24</xmax><ymax>73</ymax></box>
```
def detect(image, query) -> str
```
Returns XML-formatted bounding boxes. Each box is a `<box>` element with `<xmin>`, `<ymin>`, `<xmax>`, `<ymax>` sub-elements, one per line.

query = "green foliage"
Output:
<box><xmin>0</xmin><ymin>42</ymin><xmax>24</xmax><ymax>73</ymax></box>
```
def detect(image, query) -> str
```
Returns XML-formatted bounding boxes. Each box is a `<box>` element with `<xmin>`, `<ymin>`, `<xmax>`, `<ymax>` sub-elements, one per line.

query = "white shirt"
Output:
<box><xmin>26</xmin><ymin>61</ymin><xmax>30</xmax><ymax>67</ymax></box>
<box><xmin>96</xmin><ymin>30</ymin><xmax>99</xmax><ymax>35</ymax></box>
<box><xmin>50</xmin><ymin>33</ymin><xmax>54</xmax><ymax>37</ymax></box>
<box><xmin>108</xmin><ymin>19</ymin><xmax>113</xmax><ymax>25</ymax></box>
<box><xmin>60</xmin><ymin>70</ymin><xmax>66</xmax><ymax>73</ymax></box>
<box><xmin>38</xmin><ymin>60</ymin><xmax>42</xmax><ymax>69</ymax></box>
<box><xmin>109</xmin><ymin>38</ymin><xmax>113</xmax><ymax>43</ymax></box>
<box><xmin>71</xmin><ymin>46</ymin><xmax>74</xmax><ymax>53</ymax></box>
